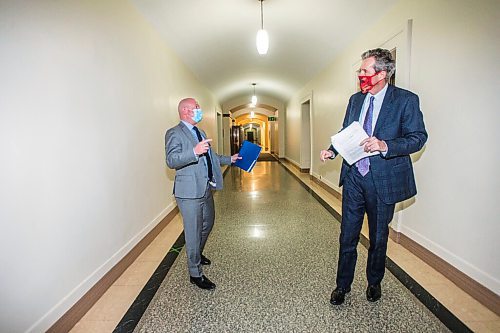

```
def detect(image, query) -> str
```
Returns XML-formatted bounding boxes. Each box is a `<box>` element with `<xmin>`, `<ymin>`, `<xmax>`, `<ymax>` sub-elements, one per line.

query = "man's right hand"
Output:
<box><xmin>194</xmin><ymin>139</ymin><xmax>212</xmax><ymax>155</ymax></box>
<box><xmin>320</xmin><ymin>149</ymin><xmax>334</xmax><ymax>162</ymax></box>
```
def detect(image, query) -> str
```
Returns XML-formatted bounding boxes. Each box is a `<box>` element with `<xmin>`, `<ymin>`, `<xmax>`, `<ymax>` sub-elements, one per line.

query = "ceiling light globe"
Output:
<box><xmin>256</xmin><ymin>29</ymin><xmax>269</xmax><ymax>55</ymax></box>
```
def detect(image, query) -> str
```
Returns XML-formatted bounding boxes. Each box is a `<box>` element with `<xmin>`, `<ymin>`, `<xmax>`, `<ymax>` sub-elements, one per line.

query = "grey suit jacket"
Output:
<box><xmin>165</xmin><ymin>122</ymin><xmax>231</xmax><ymax>199</ymax></box>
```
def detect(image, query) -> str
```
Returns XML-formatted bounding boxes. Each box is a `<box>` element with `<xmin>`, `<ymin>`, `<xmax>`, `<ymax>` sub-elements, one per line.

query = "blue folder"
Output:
<box><xmin>234</xmin><ymin>140</ymin><xmax>262</xmax><ymax>172</ymax></box>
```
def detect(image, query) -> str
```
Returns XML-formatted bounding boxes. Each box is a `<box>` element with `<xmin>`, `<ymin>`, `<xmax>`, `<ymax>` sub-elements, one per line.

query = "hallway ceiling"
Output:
<box><xmin>131</xmin><ymin>0</ymin><xmax>397</xmax><ymax>104</ymax></box>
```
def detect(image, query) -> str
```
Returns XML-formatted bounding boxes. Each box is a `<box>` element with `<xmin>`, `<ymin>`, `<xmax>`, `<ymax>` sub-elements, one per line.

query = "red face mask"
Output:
<box><xmin>358</xmin><ymin>72</ymin><xmax>382</xmax><ymax>93</ymax></box>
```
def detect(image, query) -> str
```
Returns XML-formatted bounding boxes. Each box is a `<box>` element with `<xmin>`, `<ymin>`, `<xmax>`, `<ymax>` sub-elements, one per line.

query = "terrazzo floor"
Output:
<box><xmin>133</xmin><ymin>162</ymin><xmax>449</xmax><ymax>333</ymax></box>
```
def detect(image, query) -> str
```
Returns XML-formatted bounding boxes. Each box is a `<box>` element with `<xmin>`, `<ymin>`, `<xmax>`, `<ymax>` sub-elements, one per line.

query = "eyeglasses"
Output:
<box><xmin>356</xmin><ymin>67</ymin><xmax>375</xmax><ymax>75</ymax></box>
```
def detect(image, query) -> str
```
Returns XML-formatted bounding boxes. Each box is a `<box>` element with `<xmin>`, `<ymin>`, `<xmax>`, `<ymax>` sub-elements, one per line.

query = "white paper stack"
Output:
<box><xmin>330</xmin><ymin>121</ymin><xmax>378</xmax><ymax>165</ymax></box>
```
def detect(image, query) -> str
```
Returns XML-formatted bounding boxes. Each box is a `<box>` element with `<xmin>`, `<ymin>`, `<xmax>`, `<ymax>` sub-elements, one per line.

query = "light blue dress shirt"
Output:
<box><xmin>181</xmin><ymin>120</ymin><xmax>200</xmax><ymax>146</ymax></box>
<box><xmin>359</xmin><ymin>83</ymin><xmax>389</xmax><ymax>156</ymax></box>
<box><xmin>358</xmin><ymin>82</ymin><xmax>388</xmax><ymax>133</ymax></box>
<box><xmin>181</xmin><ymin>120</ymin><xmax>214</xmax><ymax>177</ymax></box>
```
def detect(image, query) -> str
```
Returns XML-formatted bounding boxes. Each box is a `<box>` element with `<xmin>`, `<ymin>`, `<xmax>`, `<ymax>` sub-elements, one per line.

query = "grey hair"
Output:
<box><xmin>361</xmin><ymin>48</ymin><xmax>395</xmax><ymax>80</ymax></box>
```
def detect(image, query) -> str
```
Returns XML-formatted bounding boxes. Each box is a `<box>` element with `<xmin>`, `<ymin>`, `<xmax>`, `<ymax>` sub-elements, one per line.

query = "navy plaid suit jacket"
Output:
<box><xmin>331</xmin><ymin>84</ymin><xmax>428</xmax><ymax>205</ymax></box>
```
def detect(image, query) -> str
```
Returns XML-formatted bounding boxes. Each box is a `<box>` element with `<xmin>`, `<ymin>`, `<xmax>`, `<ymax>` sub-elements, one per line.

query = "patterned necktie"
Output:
<box><xmin>356</xmin><ymin>96</ymin><xmax>375</xmax><ymax>176</ymax></box>
<box><xmin>193</xmin><ymin>126</ymin><xmax>214</xmax><ymax>182</ymax></box>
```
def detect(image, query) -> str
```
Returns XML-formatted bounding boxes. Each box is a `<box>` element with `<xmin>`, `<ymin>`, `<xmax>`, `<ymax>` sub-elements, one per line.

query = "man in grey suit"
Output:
<box><xmin>165</xmin><ymin>97</ymin><xmax>240</xmax><ymax>290</ymax></box>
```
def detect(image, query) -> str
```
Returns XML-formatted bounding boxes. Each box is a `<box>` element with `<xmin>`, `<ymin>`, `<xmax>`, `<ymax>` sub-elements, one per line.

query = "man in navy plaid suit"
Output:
<box><xmin>320</xmin><ymin>48</ymin><xmax>428</xmax><ymax>305</ymax></box>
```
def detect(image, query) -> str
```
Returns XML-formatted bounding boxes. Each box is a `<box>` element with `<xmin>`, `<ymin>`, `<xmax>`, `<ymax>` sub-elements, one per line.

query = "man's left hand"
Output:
<box><xmin>231</xmin><ymin>154</ymin><xmax>242</xmax><ymax>163</ymax></box>
<box><xmin>360</xmin><ymin>137</ymin><xmax>387</xmax><ymax>153</ymax></box>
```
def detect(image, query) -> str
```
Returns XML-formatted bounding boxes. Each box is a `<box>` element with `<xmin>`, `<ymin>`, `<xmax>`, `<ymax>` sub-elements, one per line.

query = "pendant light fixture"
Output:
<box><xmin>251</xmin><ymin>83</ymin><xmax>257</xmax><ymax>106</ymax></box>
<box><xmin>256</xmin><ymin>0</ymin><xmax>269</xmax><ymax>55</ymax></box>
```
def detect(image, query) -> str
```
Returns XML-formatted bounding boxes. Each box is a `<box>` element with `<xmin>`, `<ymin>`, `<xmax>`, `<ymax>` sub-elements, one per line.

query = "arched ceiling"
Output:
<box><xmin>232</xmin><ymin>106</ymin><xmax>275</xmax><ymax>119</ymax></box>
<box><xmin>235</xmin><ymin>113</ymin><xmax>268</xmax><ymax>124</ymax></box>
<box><xmin>131</xmin><ymin>0</ymin><xmax>397</xmax><ymax>104</ymax></box>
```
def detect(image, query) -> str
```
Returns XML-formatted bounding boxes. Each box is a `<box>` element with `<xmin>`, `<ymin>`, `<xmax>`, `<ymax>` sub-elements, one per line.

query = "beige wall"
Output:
<box><xmin>0</xmin><ymin>0</ymin><xmax>219</xmax><ymax>331</ymax></box>
<box><xmin>286</xmin><ymin>0</ymin><xmax>500</xmax><ymax>294</ymax></box>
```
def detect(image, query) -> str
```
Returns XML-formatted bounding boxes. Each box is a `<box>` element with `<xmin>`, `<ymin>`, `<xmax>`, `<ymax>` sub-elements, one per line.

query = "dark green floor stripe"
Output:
<box><xmin>113</xmin><ymin>233</ymin><xmax>185</xmax><ymax>333</ymax></box>
<box><xmin>113</xmin><ymin>165</ymin><xmax>233</xmax><ymax>333</ymax></box>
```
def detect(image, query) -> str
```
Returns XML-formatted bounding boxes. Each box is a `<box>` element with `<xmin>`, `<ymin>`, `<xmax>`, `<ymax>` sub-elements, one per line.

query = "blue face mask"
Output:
<box><xmin>191</xmin><ymin>108</ymin><xmax>203</xmax><ymax>123</ymax></box>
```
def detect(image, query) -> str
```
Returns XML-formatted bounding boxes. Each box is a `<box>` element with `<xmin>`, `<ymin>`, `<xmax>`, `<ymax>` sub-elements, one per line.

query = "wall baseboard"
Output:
<box><xmin>390</xmin><ymin>229</ymin><xmax>500</xmax><ymax>316</ymax></box>
<box><xmin>283</xmin><ymin>157</ymin><xmax>310</xmax><ymax>173</ymax></box>
<box><xmin>46</xmin><ymin>206</ymin><xmax>179</xmax><ymax>333</ymax></box>
<box><xmin>283</xmin><ymin>157</ymin><xmax>304</xmax><ymax>173</ymax></box>
<box><xmin>311</xmin><ymin>174</ymin><xmax>500</xmax><ymax>317</ymax></box>
<box><xmin>311</xmin><ymin>175</ymin><xmax>342</xmax><ymax>201</ymax></box>
<box><xmin>284</xmin><ymin>157</ymin><xmax>298</xmax><ymax>168</ymax></box>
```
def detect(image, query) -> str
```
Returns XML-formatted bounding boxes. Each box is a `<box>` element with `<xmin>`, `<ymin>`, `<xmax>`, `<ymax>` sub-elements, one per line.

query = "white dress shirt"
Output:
<box><xmin>358</xmin><ymin>82</ymin><xmax>388</xmax><ymax>133</ymax></box>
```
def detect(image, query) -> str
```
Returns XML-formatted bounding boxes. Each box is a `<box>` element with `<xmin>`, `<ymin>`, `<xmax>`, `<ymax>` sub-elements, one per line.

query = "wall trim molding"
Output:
<box><xmin>397</xmin><ymin>223</ymin><xmax>499</xmax><ymax>295</ymax></box>
<box><xmin>310</xmin><ymin>172</ymin><xmax>499</xmax><ymax>316</ymax></box>
<box><xmin>311</xmin><ymin>175</ymin><xmax>342</xmax><ymax>201</ymax></box>
<box><xmin>389</xmin><ymin>229</ymin><xmax>500</xmax><ymax>316</ymax></box>
<box><xmin>284</xmin><ymin>157</ymin><xmax>307</xmax><ymax>173</ymax></box>
<box><xmin>46</xmin><ymin>205</ymin><xmax>179</xmax><ymax>333</ymax></box>
<box><xmin>284</xmin><ymin>157</ymin><xmax>299</xmax><ymax>168</ymax></box>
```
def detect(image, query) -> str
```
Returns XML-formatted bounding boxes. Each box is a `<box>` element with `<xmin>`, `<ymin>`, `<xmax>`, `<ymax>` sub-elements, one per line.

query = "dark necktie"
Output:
<box><xmin>356</xmin><ymin>96</ymin><xmax>375</xmax><ymax>176</ymax></box>
<box><xmin>193</xmin><ymin>126</ymin><xmax>214</xmax><ymax>182</ymax></box>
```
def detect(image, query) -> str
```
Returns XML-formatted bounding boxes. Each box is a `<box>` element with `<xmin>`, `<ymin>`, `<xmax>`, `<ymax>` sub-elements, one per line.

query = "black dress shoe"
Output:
<box><xmin>200</xmin><ymin>254</ymin><xmax>211</xmax><ymax>265</ymax></box>
<box><xmin>330</xmin><ymin>287</ymin><xmax>351</xmax><ymax>305</ymax></box>
<box><xmin>190</xmin><ymin>275</ymin><xmax>216</xmax><ymax>290</ymax></box>
<box><xmin>366</xmin><ymin>284</ymin><xmax>381</xmax><ymax>302</ymax></box>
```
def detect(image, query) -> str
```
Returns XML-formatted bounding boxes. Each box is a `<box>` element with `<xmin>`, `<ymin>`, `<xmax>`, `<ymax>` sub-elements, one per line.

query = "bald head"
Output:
<box><xmin>177</xmin><ymin>97</ymin><xmax>199</xmax><ymax>124</ymax></box>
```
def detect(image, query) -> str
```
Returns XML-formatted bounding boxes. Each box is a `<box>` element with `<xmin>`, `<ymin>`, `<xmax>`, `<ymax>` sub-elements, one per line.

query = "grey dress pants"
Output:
<box><xmin>175</xmin><ymin>184</ymin><xmax>215</xmax><ymax>277</ymax></box>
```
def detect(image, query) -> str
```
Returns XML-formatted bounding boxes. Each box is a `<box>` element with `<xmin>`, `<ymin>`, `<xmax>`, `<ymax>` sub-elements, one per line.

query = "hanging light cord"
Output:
<box><xmin>260</xmin><ymin>0</ymin><xmax>264</xmax><ymax>30</ymax></box>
